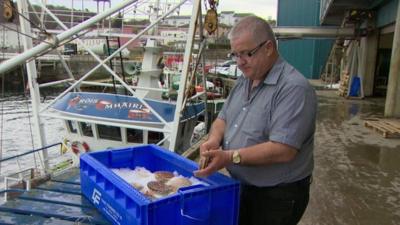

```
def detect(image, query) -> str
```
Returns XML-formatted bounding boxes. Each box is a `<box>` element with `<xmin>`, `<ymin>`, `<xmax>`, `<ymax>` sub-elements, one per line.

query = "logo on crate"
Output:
<box><xmin>92</xmin><ymin>188</ymin><xmax>102</xmax><ymax>205</ymax></box>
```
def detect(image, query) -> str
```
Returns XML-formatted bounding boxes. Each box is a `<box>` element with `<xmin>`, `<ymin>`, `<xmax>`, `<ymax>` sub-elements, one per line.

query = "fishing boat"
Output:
<box><xmin>0</xmin><ymin>0</ymin><xmax>225</xmax><ymax>223</ymax></box>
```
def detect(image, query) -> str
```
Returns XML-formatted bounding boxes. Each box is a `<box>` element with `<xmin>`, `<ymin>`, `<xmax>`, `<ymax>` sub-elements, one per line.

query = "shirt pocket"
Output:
<box><xmin>242</xmin><ymin>104</ymin><xmax>270</xmax><ymax>140</ymax></box>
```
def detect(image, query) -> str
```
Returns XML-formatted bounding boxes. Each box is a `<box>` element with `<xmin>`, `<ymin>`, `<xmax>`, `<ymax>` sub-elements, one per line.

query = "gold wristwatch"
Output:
<box><xmin>232</xmin><ymin>150</ymin><xmax>241</xmax><ymax>164</ymax></box>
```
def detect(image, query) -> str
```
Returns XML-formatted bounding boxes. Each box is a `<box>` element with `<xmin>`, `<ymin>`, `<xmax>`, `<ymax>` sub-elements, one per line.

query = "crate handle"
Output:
<box><xmin>178</xmin><ymin>184</ymin><xmax>206</xmax><ymax>192</ymax></box>
<box><xmin>178</xmin><ymin>185</ymin><xmax>211</xmax><ymax>224</ymax></box>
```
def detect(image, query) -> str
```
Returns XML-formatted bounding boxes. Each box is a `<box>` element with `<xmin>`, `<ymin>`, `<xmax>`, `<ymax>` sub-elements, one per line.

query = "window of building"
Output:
<box><xmin>97</xmin><ymin>125</ymin><xmax>122</xmax><ymax>141</ymax></box>
<box><xmin>80</xmin><ymin>122</ymin><xmax>93</xmax><ymax>137</ymax></box>
<box><xmin>148</xmin><ymin>131</ymin><xmax>164</xmax><ymax>144</ymax></box>
<box><xmin>127</xmin><ymin>128</ymin><xmax>143</xmax><ymax>143</ymax></box>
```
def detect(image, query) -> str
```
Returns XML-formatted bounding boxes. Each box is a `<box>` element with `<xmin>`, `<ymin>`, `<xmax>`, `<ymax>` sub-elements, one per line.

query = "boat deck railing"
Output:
<box><xmin>0</xmin><ymin>143</ymin><xmax>108</xmax><ymax>224</ymax></box>
<box><xmin>0</xmin><ymin>168</ymin><xmax>110</xmax><ymax>225</ymax></box>
<box><xmin>0</xmin><ymin>142</ymin><xmax>74</xmax><ymax>192</ymax></box>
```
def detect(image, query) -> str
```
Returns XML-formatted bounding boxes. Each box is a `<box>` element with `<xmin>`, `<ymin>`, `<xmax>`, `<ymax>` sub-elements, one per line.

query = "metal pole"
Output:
<box><xmin>272</xmin><ymin>27</ymin><xmax>355</xmax><ymax>39</ymax></box>
<box><xmin>197</xmin><ymin>6</ymin><xmax>209</xmax><ymax>135</ymax></box>
<box><xmin>385</xmin><ymin>0</ymin><xmax>400</xmax><ymax>117</ymax></box>
<box><xmin>71</xmin><ymin>0</ymin><xmax>74</xmax><ymax>28</ymax></box>
<box><xmin>54</xmin><ymin>51</ymin><xmax>81</xmax><ymax>91</ymax></box>
<box><xmin>169</xmin><ymin>0</ymin><xmax>202</xmax><ymax>151</ymax></box>
<box><xmin>0</xmin><ymin>0</ymin><xmax>139</xmax><ymax>74</ymax></box>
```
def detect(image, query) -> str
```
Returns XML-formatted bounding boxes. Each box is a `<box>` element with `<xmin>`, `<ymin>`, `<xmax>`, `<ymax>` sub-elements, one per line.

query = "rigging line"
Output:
<box><xmin>12</xmin><ymin>23</ymin><xmax>26</xmax><ymax>173</ymax></box>
<box><xmin>4</xmin><ymin>0</ymin><xmax>48</xmax><ymax>34</ymax></box>
<box><xmin>26</xmin><ymin>0</ymin><xmax>47</xmax><ymax>30</ymax></box>
<box><xmin>0</xmin><ymin>23</ymin><xmax>53</xmax><ymax>45</ymax></box>
<box><xmin>21</xmin><ymin>73</ymin><xmax>38</xmax><ymax>169</ymax></box>
<box><xmin>9</xmin><ymin>28</ymin><xmax>91</xmax><ymax>69</ymax></box>
<box><xmin>0</xmin><ymin>74</ymin><xmax>3</xmax><ymax>175</ymax></box>
<box><xmin>22</xmin><ymin>29</ymin><xmax>90</xmax><ymax>64</ymax></box>
<box><xmin>16</xmin><ymin>25</ymin><xmax>40</xmax><ymax>171</ymax></box>
<box><xmin>0</xmin><ymin>27</ymin><xmax>5</xmax><ymax>175</ymax></box>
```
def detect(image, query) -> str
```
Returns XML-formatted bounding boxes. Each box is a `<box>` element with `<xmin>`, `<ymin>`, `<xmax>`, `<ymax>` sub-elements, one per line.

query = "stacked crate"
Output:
<box><xmin>338</xmin><ymin>72</ymin><xmax>350</xmax><ymax>97</ymax></box>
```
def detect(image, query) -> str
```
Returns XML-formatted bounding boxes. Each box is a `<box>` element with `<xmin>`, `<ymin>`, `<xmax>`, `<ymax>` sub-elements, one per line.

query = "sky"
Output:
<box><xmin>43</xmin><ymin>0</ymin><xmax>278</xmax><ymax>20</ymax></box>
<box><xmin>212</xmin><ymin>0</ymin><xmax>277</xmax><ymax>20</ymax></box>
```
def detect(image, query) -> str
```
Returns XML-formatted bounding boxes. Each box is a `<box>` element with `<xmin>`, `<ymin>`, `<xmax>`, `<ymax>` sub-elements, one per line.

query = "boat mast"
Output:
<box><xmin>169</xmin><ymin>0</ymin><xmax>202</xmax><ymax>150</ymax></box>
<box><xmin>16</xmin><ymin>0</ymin><xmax>49</xmax><ymax>171</ymax></box>
<box><xmin>135</xmin><ymin>0</ymin><xmax>163</xmax><ymax>100</ymax></box>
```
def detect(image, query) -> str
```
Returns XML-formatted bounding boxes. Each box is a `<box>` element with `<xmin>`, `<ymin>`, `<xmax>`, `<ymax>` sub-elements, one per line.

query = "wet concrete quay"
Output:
<box><xmin>300</xmin><ymin>89</ymin><xmax>400</xmax><ymax>225</ymax></box>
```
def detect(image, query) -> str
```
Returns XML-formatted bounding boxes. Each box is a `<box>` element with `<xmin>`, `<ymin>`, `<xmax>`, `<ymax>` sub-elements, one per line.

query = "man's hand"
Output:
<box><xmin>198</xmin><ymin>140</ymin><xmax>220</xmax><ymax>169</ymax></box>
<box><xmin>194</xmin><ymin>148</ymin><xmax>232</xmax><ymax>177</ymax></box>
<box><xmin>200</xmin><ymin>139</ymin><xmax>219</xmax><ymax>154</ymax></box>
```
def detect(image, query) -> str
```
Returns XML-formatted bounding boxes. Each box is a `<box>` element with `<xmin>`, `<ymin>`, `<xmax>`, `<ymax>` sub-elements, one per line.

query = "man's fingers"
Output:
<box><xmin>199</xmin><ymin>155</ymin><xmax>210</xmax><ymax>169</ymax></box>
<box><xmin>201</xmin><ymin>149</ymin><xmax>217</xmax><ymax>157</ymax></box>
<box><xmin>194</xmin><ymin>165</ymin><xmax>214</xmax><ymax>177</ymax></box>
<box><xmin>193</xmin><ymin>169</ymin><xmax>206</xmax><ymax>177</ymax></box>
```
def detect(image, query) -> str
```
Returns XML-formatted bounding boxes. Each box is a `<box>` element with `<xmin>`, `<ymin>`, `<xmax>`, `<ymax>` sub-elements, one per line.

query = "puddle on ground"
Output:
<box><xmin>300</xmin><ymin>90</ymin><xmax>400</xmax><ymax>225</ymax></box>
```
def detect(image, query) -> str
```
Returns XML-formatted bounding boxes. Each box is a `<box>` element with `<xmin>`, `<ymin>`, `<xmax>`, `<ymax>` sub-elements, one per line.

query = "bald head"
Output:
<box><xmin>228</xmin><ymin>16</ymin><xmax>277</xmax><ymax>49</ymax></box>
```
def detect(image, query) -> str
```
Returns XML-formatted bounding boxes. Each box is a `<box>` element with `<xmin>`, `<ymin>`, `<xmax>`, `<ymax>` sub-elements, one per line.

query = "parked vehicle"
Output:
<box><xmin>209</xmin><ymin>60</ymin><xmax>243</xmax><ymax>78</ymax></box>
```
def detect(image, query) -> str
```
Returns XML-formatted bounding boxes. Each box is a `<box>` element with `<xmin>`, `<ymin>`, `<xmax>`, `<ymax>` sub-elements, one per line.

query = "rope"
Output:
<box><xmin>0</xmin><ymin>80</ymin><xmax>3</xmax><ymax>176</ymax></box>
<box><xmin>0</xmin><ymin>142</ymin><xmax>61</xmax><ymax>163</ymax></box>
<box><xmin>16</xmin><ymin>24</ymin><xmax>40</xmax><ymax>171</ymax></box>
<box><xmin>0</xmin><ymin>23</ymin><xmax>52</xmax><ymax>45</ymax></box>
<box><xmin>0</xmin><ymin>1</ymin><xmax>62</xmax><ymax>49</ymax></box>
<box><xmin>4</xmin><ymin>0</ymin><xmax>48</xmax><ymax>35</ymax></box>
<box><xmin>0</xmin><ymin>26</ymin><xmax>5</xmax><ymax>174</ymax></box>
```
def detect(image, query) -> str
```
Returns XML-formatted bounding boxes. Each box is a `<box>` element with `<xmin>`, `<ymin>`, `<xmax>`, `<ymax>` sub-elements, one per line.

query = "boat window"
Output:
<box><xmin>67</xmin><ymin>120</ymin><xmax>78</xmax><ymax>133</ymax></box>
<box><xmin>148</xmin><ymin>131</ymin><xmax>164</xmax><ymax>144</ymax></box>
<box><xmin>97</xmin><ymin>125</ymin><xmax>122</xmax><ymax>141</ymax></box>
<box><xmin>216</xmin><ymin>102</ymin><xmax>224</xmax><ymax>112</ymax></box>
<box><xmin>80</xmin><ymin>122</ymin><xmax>93</xmax><ymax>137</ymax></box>
<box><xmin>127</xmin><ymin>128</ymin><xmax>143</xmax><ymax>143</ymax></box>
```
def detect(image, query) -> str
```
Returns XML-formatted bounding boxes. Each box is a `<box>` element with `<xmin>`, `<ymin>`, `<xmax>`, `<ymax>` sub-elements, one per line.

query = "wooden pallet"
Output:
<box><xmin>364</xmin><ymin>118</ymin><xmax>400</xmax><ymax>138</ymax></box>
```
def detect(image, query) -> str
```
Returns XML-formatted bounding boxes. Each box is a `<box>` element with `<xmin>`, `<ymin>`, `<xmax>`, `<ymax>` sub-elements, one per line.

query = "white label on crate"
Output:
<box><xmin>103</xmin><ymin>200</ymin><xmax>122</xmax><ymax>224</ymax></box>
<box><xmin>92</xmin><ymin>188</ymin><xmax>102</xmax><ymax>205</ymax></box>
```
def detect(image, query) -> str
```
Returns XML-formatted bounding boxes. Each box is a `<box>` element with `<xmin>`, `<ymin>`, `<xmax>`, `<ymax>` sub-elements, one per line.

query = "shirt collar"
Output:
<box><xmin>263</xmin><ymin>56</ymin><xmax>285</xmax><ymax>85</ymax></box>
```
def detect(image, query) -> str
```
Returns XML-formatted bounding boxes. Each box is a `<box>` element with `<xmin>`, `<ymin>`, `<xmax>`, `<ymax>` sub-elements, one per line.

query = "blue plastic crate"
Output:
<box><xmin>80</xmin><ymin>144</ymin><xmax>240</xmax><ymax>225</ymax></box>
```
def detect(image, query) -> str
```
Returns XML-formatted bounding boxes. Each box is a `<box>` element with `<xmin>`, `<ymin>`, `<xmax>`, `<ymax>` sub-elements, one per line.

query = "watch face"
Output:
<box><xmin>233</xmin><ymin>151</ymin><xmax>241</xmax><ymax>164</ymax></box>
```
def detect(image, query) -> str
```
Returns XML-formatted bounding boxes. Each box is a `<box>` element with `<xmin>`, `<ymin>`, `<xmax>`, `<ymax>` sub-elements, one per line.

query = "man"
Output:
<box><xmin>194</xmin><ymin>16</ymin><xmax>317</xmax><ymax>225</ymax></box>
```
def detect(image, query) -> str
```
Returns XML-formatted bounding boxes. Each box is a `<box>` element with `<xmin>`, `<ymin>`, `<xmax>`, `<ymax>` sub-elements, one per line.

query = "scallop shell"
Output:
<box><xmin>167</xmin><ymin>177</ymin><xmax>192</xmax><ymax>191</ymax></box>
<box><xmin>142</xmin><ymin>189</ymin><xmax>156</xmax><ymax>200</ymax></box>
<box><xmin>147</xmin><ymin>180</ymin><xmax>173</xmax><ymax>195</ymax></box>
<box><xmin>154</xmin><ymin>171</ymin><xmax>174</xmax><ymax>182</ymax></box>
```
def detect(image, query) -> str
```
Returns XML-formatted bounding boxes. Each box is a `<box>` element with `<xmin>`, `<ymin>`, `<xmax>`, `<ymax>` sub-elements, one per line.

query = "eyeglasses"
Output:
<box><xmin>230</xmin><ymin>40</ymin><xmax>268</xmax><ymax>61</ymax></box>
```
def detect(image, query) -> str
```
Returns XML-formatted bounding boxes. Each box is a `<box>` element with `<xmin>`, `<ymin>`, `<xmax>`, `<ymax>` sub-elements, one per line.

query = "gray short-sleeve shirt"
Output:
<box><xmin>218</xmin><ymin>57</ymin><xmax>317</xmax><ymax>187</ymax></box>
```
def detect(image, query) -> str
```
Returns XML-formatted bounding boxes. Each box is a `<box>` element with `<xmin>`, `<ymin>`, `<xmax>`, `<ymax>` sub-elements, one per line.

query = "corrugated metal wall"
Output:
<box><xmin>277</xmin><ymin>0</ymin><xmax>333</xmax><ymax>79</ymax></box>
<box><xmin>278</xmin><ymin>39</ymin><xmax>316</xmax><ymax>77</ymax></box>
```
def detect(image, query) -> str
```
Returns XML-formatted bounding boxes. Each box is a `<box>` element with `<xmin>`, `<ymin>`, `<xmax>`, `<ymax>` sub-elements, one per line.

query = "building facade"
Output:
<box><xmin>0</xmin><ymin>23</ymin><xmax>20</xmax><ymax>51</ymax></box>
<box><xmin>278</xmin><ymin>0</ymin><xmax>333</xmax><ymax>79</ymax></box>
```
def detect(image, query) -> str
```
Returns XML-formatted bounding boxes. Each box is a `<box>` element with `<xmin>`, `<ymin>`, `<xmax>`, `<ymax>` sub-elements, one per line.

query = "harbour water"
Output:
<box><xmin>0</xmin><ymin>94</ymin><xmax>67</xmax><ymax>186</ymax></box>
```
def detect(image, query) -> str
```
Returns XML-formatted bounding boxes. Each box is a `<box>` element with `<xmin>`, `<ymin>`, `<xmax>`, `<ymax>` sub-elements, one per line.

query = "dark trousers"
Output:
<box><xmin>239</xmin><ymin>176</ymin><xmax>311</xmax><ymax>225</ymax></box>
